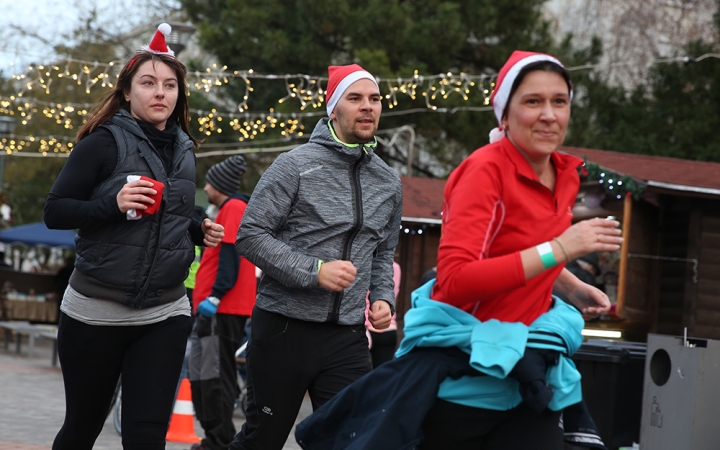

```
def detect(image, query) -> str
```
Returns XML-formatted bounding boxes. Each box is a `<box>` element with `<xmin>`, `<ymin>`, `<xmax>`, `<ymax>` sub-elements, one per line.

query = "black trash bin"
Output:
<box><xmin>572</xmin><ymin>339</ymin><xmax>646</xmax><ymax>450</ymax></box>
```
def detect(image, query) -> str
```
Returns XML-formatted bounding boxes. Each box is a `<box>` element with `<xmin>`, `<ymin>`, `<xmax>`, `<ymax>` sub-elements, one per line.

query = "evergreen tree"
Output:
<box><xmin>180</xmin><ymin>0</ymin><xmax>569</xmax><ymax>173</ymax></box>
<box><xmin>565</xmin><ymin>39</ymin><xmax>720</xmax><ymax>162</ymax></box>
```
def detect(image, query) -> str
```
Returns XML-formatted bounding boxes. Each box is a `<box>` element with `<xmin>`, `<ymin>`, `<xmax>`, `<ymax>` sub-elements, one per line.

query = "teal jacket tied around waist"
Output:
<box><xmin>397</xmin><ymin>280</ymin><xmax>585</xmax><ymax>411</ymax></box>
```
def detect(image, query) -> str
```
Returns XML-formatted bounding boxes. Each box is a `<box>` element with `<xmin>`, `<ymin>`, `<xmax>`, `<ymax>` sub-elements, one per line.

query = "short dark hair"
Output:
<box><xmin>502</xmin><ymin>60</ymin><xmax>572</xmax><ymax>120</ymax></box>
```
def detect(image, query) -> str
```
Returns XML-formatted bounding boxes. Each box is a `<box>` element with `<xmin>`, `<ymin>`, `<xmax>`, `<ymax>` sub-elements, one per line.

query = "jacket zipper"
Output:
<box><xmin>169</xmin><ymin>142</ymin><xmax>192</xmax><ymax>181</ymax></box>
<box><xmin>521</xmin><ymin>175</ymin><xmax>559</xmax><ymax>212</ymax></box>
<box><xmin>328</xmin><ymin>149</ymin><xmax>366</xmax><ymax>322</ymax></box>
<box><xmin>134</xmin><ymin>140</ymin><xmax>187</xmax><ymax>307</ymax></box>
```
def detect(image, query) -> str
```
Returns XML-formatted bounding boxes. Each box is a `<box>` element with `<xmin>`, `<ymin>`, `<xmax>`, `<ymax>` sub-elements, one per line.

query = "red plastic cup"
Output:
<box><xmin>126</xmin><ymin>175</ymin><xmax>165</xmax><ymax>217</ymax></box>
<box><xmin>140</xmin><ymin>176</ymin><xmax>165</xmax><ymax>216</ymax></box>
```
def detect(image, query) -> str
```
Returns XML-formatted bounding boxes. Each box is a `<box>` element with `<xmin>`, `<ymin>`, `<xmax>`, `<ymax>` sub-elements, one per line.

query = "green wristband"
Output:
<box><xmin>536</xmin><ymin>242</ymin><xmax>557</xmax><ymax>269</ymax></box>
<box><xmin>317</xmin><ymin>260</ymin><xmax>324</xmax><ymax>272</ymax></box>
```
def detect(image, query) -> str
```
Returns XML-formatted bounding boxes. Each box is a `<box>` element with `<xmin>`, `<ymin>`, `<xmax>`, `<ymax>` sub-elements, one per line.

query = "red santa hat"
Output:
<box><xmin>325</xmin><ymin>64</ymin><xmax>378</xmax><ymax>115</ymax></box>
<box><xmin>488</xmin><ymin>50</ymin><xmax>571</xmax><ymax>143</ymax></box>
<box><xmin>141</xmin><ymin>23</ymin><xmax>175</xmax><ymax>56</ymax></box>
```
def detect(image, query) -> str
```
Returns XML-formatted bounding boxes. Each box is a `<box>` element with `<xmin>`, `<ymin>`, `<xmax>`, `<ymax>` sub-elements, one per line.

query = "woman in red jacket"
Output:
<box><xmin>421</xmin><ymin>51</ymin><xmax>624</xmax><ymax>449</ymax></box>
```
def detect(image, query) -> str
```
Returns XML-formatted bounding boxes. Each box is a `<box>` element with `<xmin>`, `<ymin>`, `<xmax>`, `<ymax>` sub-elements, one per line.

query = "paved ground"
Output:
<box><xmin>0</xmin><ymin>333</ymin><xmax>311</xmax><ymax>450</ymax></box>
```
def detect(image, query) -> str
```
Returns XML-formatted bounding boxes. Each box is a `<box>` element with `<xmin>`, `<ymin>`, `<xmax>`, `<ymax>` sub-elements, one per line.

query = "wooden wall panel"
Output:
<box><xmin>697</xmin><ymin>279</ymin><xmax>720</xmax><ymax>298</ymax></box>
<box><xmin>654</xmin><ymin>207</ymin><xmax>690</xmax><ymax>336</ymax></box>
<box><xmin>702</xmin><ymin>215</ymin><xmax>720</xmax><ymax>230</ymax></box>
<box><xmin>622</xmin><ymin>199</ymin><xmax>660</xmax><ymax>325</ymax></box>
<box><xmin>694</xmin><ymin>324</ymin><xmax>720</xmax><ymax>338</ymax></box>
<box><xmin>702</xmin><ymin>231</ymin><xmax>720</xmax><ymax>249</ymax></box>
<box><xmin>690</xmin><ymin>211</ymin><xmax>720</xmax><ymax>339</ymax></box>
<box><xmin>697</xmin><ymin>262</ymin><xmax>720</xmax><ymax>279</ymax></box>
<box><xmin>693</xmin><ymin>309</ymin><xmax>720</xmax><ymax>326</ymax></box>
<box><xmin>699</xmin><ymin>248</ymin><xmax>720</xmax><ymax>265</ymax></box>
<box><xmin>696</xmin><ymin>292</ymin><xmax>720</xmax><ymax>310</ymax></box>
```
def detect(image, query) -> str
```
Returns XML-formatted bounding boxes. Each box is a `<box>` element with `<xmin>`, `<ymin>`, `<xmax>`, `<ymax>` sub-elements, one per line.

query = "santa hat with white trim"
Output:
<box><xmin>488</xmin><ymin>50</ymin><xmax>571</xmax><ymax>143</ymax></box>
<box><xmin>141</xmin><ymin>23</ymin><xmax>175</xmax><ymax>57</ymax></box>
<box><xmin>325</xmin><ymin>64</ymin><xmax>379</xmax><ymax>116</ymax></box>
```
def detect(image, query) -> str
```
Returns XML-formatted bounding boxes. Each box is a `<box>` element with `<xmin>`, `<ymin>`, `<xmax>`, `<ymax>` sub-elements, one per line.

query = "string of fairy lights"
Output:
<box><xmin>579</xmin><ymin>160</ymin><xmax>646</xmax><ymax>200</ymax></box>
<box><xmin>0</xmin><ymin>52</ymin><xmax>718</xmax><ymax>155</ymax></box>
<box><xmin>6</xmin><ymin>58</ymin><xmax>495</xmax><ymax>108</ymax></box>
<box><xmin>0</xmin><ymin>59</ymin><xmax>495</xmax><ymax>154</ymax></box>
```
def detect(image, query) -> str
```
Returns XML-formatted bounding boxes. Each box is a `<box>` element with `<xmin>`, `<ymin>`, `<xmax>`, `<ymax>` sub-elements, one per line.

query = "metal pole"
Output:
<box><xmin>0</xmin><ymin>153</ymin><xmax>4</xmax><ymax>190</ymax></box>
<box><xmin>404</xmin><ymin>126</ymin><xmax>416</xmax><ymax>177</ymax></box>
<box><xmin>0</xmin><ymin>115</ymin><xmax>17</xmax><ymax>191</ymax></box>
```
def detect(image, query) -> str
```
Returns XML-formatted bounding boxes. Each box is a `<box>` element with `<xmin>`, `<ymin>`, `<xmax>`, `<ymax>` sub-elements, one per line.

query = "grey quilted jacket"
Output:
<box><xmin>235</xmin><ymin>118</ymin><xmax>402</xmax><ymax>325</ymax></box>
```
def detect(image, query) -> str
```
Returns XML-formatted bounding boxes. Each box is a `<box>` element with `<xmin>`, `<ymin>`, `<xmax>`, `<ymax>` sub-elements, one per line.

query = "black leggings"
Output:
<box><xmin>52</xmin><ymin>312</ymin><xmax>192</xmax><ymax>450</ymax></box>
<box><xmin>230</xmin><ymin>306</ymin><xmax>372</xmax><ymax>450</ymax></box>
<box><xmin>419</xmin><ymin>399</ymin><xmax>564</xmax><ymax>450</ymax></box>
<box><xmin>369</xmin><ymin>329</ymin><xmax>397</xmax><ymax>369</ymax></box>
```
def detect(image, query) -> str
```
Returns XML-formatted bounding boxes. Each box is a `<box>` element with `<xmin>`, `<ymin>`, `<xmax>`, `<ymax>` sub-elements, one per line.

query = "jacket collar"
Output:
<box><xmin>109</xmin><ymin>109</ymin><xmax>192</xmax><ymax>150</ymax></box>
<box><xmin>219</xmin><ymin>192</ymin><xmax>251</xmax><ymax>209</ymax></box>
<box><xmin>308</xmin><ymin>117</ymin><xmax>377</xmax><ymax>159</ymax></box>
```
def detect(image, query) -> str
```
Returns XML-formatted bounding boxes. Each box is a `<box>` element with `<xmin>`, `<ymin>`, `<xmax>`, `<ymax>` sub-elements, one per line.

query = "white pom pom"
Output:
<box><xmin>158</xmin><ymin>23</ymin><xmax>172</xmax><ymax>36</ymax></box>
<box><xmin>489</xmin><ymin>127</ymin><xmax>505</xmax><ymax>143</ymax></box>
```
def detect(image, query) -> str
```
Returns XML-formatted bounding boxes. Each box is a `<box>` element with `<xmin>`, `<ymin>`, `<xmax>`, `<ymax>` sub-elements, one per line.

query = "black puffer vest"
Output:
<box><xmin>73</xmin><ymin>110</ymin><xmax>196</xmax><ymax>308</ymax></box>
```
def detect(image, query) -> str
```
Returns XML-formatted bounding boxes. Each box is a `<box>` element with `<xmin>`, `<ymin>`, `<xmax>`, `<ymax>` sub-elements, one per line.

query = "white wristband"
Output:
<box><xmin>536</xmin><ymin>242</ymin><xmax>557</xmax><ymax>269</ymax></box>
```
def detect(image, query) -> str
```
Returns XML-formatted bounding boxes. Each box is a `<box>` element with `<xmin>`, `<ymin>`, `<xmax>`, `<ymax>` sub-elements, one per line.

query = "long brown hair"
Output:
<box><xmin>76</xmin><ymin>52</ymin><xmax>199</xmax><ymax>147</ymax></box>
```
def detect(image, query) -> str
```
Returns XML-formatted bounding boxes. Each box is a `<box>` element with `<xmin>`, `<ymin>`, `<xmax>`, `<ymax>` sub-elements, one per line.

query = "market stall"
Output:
<box><xmin>0</xmin><ymin>222</ymin><xmax>75</xmax><ymax>323</ymax></box>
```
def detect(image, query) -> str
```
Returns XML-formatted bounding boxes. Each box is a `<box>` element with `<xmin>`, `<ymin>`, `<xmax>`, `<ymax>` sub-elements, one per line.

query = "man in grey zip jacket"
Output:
<box><xmin>230</xmin><ymin>64</ymin><xmax>402</xmax><ymax>450</ymax></box>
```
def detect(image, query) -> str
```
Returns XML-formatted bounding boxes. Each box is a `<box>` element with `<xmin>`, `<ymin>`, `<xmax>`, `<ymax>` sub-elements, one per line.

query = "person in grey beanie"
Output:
<box><xmin>204</xmin><ymin>155</ymin><xmax>248</xmax><ymax>197</ymax></box>
<box><xmin>189</xmin><ymin>155</ymin><xmax>257</xmax><ymax>450</ymax></box>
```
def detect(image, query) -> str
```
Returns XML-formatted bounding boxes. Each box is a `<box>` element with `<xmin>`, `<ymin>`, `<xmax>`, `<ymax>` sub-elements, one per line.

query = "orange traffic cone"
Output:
<box><xmin>166</xmin><ymin>378</ymin><xmax>202</xmax><ymax>443</ymax></box>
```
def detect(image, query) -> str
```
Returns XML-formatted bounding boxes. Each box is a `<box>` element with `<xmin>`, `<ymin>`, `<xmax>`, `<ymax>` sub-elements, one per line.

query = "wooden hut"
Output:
<box><xmin>562</xmin><ymin>147</ymin><xmax>720</xmax><ymax>341</ymax></box>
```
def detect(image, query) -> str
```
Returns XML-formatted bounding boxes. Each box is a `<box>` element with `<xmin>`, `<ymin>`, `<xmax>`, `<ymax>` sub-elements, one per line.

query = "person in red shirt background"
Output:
<box><xmin>421</xmin><ymin>51</ymin><xmax>624</xmax><ymax>449</ymax></box>
<box><xmin>189</xmin><ymin>155</ymin><xmax>256</xmax><ymax>450</ymax></box>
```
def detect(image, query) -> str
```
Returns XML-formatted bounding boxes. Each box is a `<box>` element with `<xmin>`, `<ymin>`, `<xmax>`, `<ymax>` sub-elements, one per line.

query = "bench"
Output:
<box><xmin>0</xmin><ymin>320</ymin><xmax>59</xmax><ymax>365</ymax></box>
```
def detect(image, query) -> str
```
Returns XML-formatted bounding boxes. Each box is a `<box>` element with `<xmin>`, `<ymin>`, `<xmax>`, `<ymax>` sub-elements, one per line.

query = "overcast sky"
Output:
<box><xmin>0</xmin><ymin>0</ymin><xmax>171</xmax><ymax>74</ymax></box>
<box><xmin>0</xmin><ymin>0</ymin><xmax>76</xmax><ymax>71</ymax></box>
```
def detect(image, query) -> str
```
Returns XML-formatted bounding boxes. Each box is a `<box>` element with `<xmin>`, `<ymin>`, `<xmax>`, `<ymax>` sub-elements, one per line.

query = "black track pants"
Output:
<box><xmin>229</xmin><ymin>306</ymin><xmax>372</xmax><ymax>450</ymax></box>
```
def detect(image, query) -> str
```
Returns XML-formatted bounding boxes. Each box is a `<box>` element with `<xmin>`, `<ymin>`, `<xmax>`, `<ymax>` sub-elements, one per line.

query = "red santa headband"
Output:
<box><xmin>488</xmin><ymin>51</ymin><xmax>571</xmax><ymax>143</ymax></box>
<box><xmin>141</xmin><ymin>23</ymin><xmax>175</xmax><ymax>57</ymax></box>
<box><xmin>325</xmin><ymin>64</ymin><xmax>378</xmax><ymax>115</ymax></box>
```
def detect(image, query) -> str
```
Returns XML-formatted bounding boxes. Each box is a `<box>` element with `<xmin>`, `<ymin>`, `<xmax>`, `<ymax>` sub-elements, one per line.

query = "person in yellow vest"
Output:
<box><xmin>185</xmin><ymin>246</ymin><xmax>201</xmax><ymax>290</ymax></box>
<box><xmin>185</xmin><ymin>206</ymin><xmax>207</xmax><ymax>308</ymax></box>
<box><xmin>177</xmin><ymin>207</ymin><xmax>209</xmax><ymax>385</ymax></box>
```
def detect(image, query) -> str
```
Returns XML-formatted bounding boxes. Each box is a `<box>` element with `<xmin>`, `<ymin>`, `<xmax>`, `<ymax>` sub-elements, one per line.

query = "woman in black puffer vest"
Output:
<box><xmin>44</xmin><ymin>23</ymin><xmax>224</xmax><ymax>450</ymax></box>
